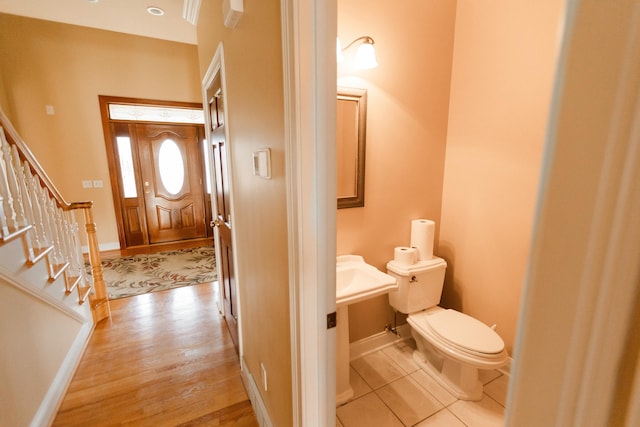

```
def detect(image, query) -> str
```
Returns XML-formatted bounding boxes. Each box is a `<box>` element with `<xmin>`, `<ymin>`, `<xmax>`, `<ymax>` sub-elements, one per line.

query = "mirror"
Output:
<box><xmin>337</xmin><ymin>87</ymin><xmax>367</xmax><ymax>209</ymax></box>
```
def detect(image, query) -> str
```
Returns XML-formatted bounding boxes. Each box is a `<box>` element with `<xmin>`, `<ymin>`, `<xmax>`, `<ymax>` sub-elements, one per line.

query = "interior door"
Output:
<box><xmin>136</xmin><ymin>123</ymin><xmax>207</xmax><ymax>244</ymax></box>
<box><xmin>207</xmin><ymin>74</ymin><xmax>239</xmax><ymax>351</ymax></box>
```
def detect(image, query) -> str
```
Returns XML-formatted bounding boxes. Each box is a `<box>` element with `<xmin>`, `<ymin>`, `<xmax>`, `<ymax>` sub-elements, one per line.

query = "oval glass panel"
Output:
<box><xmin>158</xmin><ymin>139</ymin><xmax>185</xmax><ymax>195</ymax></box>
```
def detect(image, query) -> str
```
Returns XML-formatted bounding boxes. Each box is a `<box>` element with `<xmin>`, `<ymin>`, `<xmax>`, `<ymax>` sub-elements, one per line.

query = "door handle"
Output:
<box><xmin>211</xmin><ymin>219</ymin><xmax>222</xmax><ymax>228</ymax></box>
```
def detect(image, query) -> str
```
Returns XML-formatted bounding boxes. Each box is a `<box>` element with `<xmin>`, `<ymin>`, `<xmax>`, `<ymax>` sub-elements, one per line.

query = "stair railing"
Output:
<box><xmin>0</xmin><ymin>107</ymin><xmax>110</xmax><ymax>323</ymax></box>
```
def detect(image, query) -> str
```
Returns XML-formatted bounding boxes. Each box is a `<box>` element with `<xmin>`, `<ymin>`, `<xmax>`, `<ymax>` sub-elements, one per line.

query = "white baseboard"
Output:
<box><xmin>349</xmin><ymin>324</ymin><xmax>412</xmax><ymax>360</ymax></box>
<box><xmin>81</xmin><ymin>241</ymin><xmax>120</xmax><ymax>254</ymax></box>
<box><xmin>31</xmin><ymin>320</ymin><xmax>93</xmax><ymax>427</ymax></box>
<box><xmin>240</xmin><ymin>357</ymin><xmax>273</xmax><ymax>427</ymax></box>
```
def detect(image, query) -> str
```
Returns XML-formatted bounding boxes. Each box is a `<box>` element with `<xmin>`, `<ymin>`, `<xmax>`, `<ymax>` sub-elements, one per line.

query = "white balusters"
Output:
<box><xmin>25</xmin><ymin>162</ymin><xmax>49</xmax><ymax>251</ymax></box>
<box><xmin>0</xmin><ymin>127</ymin><xmax>18</xmax><ymax>233</ymax></box>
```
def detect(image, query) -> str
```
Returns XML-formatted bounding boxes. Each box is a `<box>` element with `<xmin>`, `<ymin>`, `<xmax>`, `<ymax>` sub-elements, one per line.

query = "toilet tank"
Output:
<box><xmin>386</xmin><ymin>257</ymin><xmax>447</xmax><ymax>314</ymax></box>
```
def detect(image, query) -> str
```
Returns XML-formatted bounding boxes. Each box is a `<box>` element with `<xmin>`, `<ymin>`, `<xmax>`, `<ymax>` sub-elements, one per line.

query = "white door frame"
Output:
<box><xmin>281</xmin><ymin>0</ymin><xmax>337</xmax><ymax>425</ymax></box>
<box><xmin>506</xmin><ymin>1</ymin><xmax>640</xmax><ymax>425</ymax></box>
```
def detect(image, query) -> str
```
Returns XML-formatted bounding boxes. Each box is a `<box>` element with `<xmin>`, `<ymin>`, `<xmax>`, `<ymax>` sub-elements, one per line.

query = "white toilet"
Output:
<box><xmin>387</xmin><ymin>257</ymin><xmax>508</xmax><ymax>401</ymax></box>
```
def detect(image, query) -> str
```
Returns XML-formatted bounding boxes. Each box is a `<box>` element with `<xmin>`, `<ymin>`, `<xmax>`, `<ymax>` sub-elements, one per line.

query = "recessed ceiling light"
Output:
<box><xmin>146</xmin><ymin>6</ymin><xmax>165</xmax><ymax>16</ymax></box>
<box><xmin>87</xmin><ymin>0</ymin><xmax>99</xmax><ymax>3</ymax></box>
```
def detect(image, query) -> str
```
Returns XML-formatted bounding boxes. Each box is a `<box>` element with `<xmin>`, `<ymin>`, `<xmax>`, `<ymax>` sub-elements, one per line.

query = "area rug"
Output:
<box><xmin>87</xmin><ymin>246</ymin><xmax>217</xmax><ymax>300</ymax></box>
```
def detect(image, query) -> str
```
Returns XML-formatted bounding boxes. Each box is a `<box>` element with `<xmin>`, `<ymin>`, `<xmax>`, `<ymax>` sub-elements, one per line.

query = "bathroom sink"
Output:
<box><xmin>336</xmin><ymin>255</ymin><xmax>398</xmax><ymax>306</ymax></box>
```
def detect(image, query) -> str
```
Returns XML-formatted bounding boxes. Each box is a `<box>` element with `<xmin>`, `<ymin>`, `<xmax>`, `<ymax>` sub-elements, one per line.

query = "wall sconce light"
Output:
<box><xmin>337</xmin><ymin>36</ymin><xmax>378</xmax><ymax>70</ymax></box>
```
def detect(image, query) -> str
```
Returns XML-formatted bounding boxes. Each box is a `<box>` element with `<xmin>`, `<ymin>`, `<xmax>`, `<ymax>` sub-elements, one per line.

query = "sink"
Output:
<box><xmin>336</xmin><ymin>255</ymin><xmax>398</xmax><ymax>306</ymax></box>
<box><xmin>335</xmin><ymin>255</ymin><xmax>398</xmax><ymax>405</ymax></box>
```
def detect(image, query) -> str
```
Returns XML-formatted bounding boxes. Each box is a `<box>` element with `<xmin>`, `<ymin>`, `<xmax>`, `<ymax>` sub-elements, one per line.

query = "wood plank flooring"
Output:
<box><xmin>53</xmin><ymin>282</ymin><xmax>258</xmax><ymax>426</ymax></box>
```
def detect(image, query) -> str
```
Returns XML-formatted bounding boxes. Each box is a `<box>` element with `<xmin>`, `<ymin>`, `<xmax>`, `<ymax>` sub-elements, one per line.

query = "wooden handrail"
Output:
<box><xmin>0</xmin><ymin>105</ymin><xmax>110</xmax><ymax>323</ymax></box>
<box><xmin>0</xmin><ymin>107</ymin><xmax>89</xmax><ymax>212</ymax></box>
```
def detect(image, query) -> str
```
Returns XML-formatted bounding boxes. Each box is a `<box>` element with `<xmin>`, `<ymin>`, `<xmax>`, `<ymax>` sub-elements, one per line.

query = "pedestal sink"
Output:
<box><xmin>336</xmin><ymin>255</ymin><xmax>398</xmax><ymax>405</ymax></box>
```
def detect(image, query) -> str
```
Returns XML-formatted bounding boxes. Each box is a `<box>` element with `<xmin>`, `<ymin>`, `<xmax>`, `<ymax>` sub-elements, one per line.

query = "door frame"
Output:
<box><xmin>281</xmin><ymin>0</ymin><xmax>337</xmax><ymax>424</ymax></box>
<box><xmin>98</xmin><ymin>95</ymin><xmax>211</xmax><ymax>250</ymax></box>
<box><xmin>201</xmin><ymin>44</ymin><xmax>243</xmax><ymax>350</ymax></box>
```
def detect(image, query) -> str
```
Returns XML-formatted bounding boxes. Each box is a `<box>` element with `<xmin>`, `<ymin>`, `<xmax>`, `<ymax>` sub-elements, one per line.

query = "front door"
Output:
<box><xmin>207</xmin><ymin>72</ymin><xmax>239</xmax><ymax>351</ymax></box>
<box><xmin>136</xmin><ymin>124</ymin><xmax>207</xmax><ymax>244</ymax></box>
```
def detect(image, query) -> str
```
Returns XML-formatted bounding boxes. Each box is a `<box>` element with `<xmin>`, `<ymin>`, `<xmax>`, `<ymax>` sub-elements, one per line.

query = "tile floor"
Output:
<box><xmin>336</xmin><ymin>340</ymin><xmax>509</xmax><ymax>427</ymax></box>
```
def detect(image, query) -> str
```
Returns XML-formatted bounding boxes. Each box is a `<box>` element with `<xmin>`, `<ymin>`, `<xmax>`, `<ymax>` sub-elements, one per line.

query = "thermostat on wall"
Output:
<box><xmin>223</xmin><ymin>0</ymin><xmax>243</xmax><ymax>29</ymax></box>
<box><xmin>253</xmin><ymin>148</ymin><xmax>271</xmax><ymax>179</ymax></box>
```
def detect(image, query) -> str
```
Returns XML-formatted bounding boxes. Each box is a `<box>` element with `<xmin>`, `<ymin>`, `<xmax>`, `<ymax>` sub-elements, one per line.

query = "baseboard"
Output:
<box><xmin>240</xmin><ymin>357</ymin><xmax>273</xmax><ymax>427</ymax></box>
<box><xmin>81</xmin><ymin>241</ymin><xmax>120</xmax><ymax>254</ymax></box>
<box><xmin>349</xmin><ymin>324</ymin><xmax>412</xmax><ymax>360</ymax></box>
<box><xmin>31</xmin><ymin>320</ymin><xmax>94</xmax><ymax>427</ymax></box>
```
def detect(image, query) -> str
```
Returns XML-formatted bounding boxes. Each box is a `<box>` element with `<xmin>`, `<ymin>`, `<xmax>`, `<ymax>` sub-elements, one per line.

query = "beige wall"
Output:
<box><xmin>440</xmin><ymin>0</ymin><xmax>564</xmax><ymax>352</ymax></box>
<box><xmin>0</xmin><ymin>280</ymin><xmax>83</xmax><ymax>426</ymax></box>
<box><xmin>196</xmin><ymin>2</ymin><xmax>292</xmax><ymax>426</ymax></box>
<box><xmin>0</xmin><ymin>14</ymin><xmax>201</xmax><ymax>248</ymax></box>
<box><xmin>337</xmin><ymin>0</ymin><xmax>457</xmax><ymax>342</ymax></box>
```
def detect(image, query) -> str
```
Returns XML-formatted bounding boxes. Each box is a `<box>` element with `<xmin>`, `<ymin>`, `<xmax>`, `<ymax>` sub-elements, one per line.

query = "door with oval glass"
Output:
<box><xmin>136</xmin><ymin>123</ymin><xmax>207</xmax><ymax>244</ymax></box>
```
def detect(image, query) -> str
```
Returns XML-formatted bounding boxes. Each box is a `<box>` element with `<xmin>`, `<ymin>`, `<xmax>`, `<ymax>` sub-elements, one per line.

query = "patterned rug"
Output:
<box><xmin>88</xmin><ymin>246</ymin><xmax>217</xmax><ymax>300</ymax></box>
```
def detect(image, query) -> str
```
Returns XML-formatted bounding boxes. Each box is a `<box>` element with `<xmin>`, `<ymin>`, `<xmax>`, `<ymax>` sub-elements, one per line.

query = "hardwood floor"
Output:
<box><xmin>53</xmin><ymin>282</ymin><xmax>258</xmax><ymax>426</ymax></box>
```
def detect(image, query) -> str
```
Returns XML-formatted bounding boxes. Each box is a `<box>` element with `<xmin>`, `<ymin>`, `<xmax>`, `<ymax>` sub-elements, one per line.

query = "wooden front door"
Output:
<box><xmin>136</xmin><ymin>124</ymin><xmax>207</xmax><ymax>244</ymax></box>
<box><xmin>207</xmin><ymin>73</ymin><xmax>239</xmax><ymax>351</ymax></box>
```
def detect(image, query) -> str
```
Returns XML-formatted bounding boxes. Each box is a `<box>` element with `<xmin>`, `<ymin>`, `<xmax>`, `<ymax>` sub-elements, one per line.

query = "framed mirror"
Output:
<box><xmin>337</xmin><ymin>87</ymin><xmax>367</xmax><ymax>209</ymax></box>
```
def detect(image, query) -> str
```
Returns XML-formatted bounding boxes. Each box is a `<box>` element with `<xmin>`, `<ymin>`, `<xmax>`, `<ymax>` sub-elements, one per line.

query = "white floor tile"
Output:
<box><xmin>337</xmin><ymin>393</ymin><xmax>404</xmax><ymax>427</ymax></box>
<box><xmin>351</xmin><ymin>351</ymin><xmax>405</xmax><ymax>390</ymax></box>
<box><xmin>483</xmin><ymin>374</ymin><xmax>509</xmax><ymax>407</ymax></box>
<box><xmin>410</xmin><ymin>369</ymin><xmax>457</xmax><ymax>407</ymax></box>
<box><xmin>478</xmin><ymin>369</ymin><xmax>501</xmax><ymax>385</ymax></box>
<box><xmin>350</xmin><ymin>366</ymin><xmax>373</xmax><ymax>400</ymax></box>
<box><xmin>381</xmin><ymin>340</ymin><xmax>420</xmax><ymax>374</ymax></box>
<box><xmin>376</xmin><ymin>376</ymin><xmax>443</xmax><ymax>426</ymax></box>
<box><xmin>415</xmin><ymin>409</ymin><xmax>467</xmax><ymax>427</ymax></box>
<box><xmin>449</xmin><ymin>395</ymin><xmax>505</xmax><ymax>427</ymax></box>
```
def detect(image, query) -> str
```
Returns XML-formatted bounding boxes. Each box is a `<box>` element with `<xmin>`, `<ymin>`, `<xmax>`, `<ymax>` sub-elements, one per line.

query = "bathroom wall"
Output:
<box><xmin>337</xmin><ymin>0</ymin><xmax>457</xmax><ymax>342</ymax></box>
<box><xmin>0</xmin><ymin>14</ymin><xmax>201</xmax><ymax>249</ymax></box>
<box><xmin>439</xmin><ymin>0</ymin><xmax>565</xmax><ymax>353</ymax></box>
<box><xmin>196</xmin><ymin>1</ymin><xmax>292</xmax><ymax>425</ymax></box>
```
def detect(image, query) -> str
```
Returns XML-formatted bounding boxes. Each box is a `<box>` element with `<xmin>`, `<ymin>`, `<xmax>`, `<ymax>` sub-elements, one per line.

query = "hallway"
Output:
<box><xmin>53</xmin><ymin>282</ymin><xmax>257</xmax><ymax>426</ymax></box>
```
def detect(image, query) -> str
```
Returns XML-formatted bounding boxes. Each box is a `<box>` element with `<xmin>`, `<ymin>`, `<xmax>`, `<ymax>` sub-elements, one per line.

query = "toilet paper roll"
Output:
<box><xmin>394</xmin><ymin>246</ymin><xmax>418</xmax><ymax>266</ymax></box>
<box><xmin>410</xmin><ymin>219</ymin><xmax>435</xmax><ymax>260</ymax></box>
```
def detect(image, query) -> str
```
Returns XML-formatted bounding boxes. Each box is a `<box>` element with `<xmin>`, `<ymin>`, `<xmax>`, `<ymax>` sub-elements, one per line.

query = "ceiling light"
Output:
<box><xmin>147</xmin><ymin>6</ymin><xmax>165</xmax><ymax>16</ymax></box>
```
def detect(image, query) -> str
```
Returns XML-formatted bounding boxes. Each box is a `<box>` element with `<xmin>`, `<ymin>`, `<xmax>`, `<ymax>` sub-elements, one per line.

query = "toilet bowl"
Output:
<box><xmin>387</xmin><ymin>257</ymin><xmax>508</xmax><ymax>401</ymax></box>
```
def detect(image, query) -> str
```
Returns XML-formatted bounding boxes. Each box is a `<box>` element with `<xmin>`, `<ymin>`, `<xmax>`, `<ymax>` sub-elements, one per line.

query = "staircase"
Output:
<box><xmin>0</xmin><ymin>107</ymin><xmax>110</xmax><ymax>426</ymax></box>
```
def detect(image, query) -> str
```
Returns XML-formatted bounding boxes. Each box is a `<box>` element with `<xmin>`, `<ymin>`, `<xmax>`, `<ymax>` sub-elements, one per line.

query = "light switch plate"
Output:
<box><xmin>252</xmin><ymin>148</ymin><xmax>271</xmax><ymax>179</ymax></box>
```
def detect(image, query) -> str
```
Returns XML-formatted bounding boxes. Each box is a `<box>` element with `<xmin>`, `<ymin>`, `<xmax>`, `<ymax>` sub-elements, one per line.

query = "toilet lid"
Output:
<box><xmin>426</xmin><ymin>310</ymin><xmax>504</xmax><ymax>354</ymax></box>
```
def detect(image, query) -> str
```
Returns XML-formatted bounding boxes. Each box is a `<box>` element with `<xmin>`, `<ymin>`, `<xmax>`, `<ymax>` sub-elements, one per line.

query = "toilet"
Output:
<box><xmin>387</xmin><ymin>257</ymin><xmax>508</xmax><ymax>401</ymax></box>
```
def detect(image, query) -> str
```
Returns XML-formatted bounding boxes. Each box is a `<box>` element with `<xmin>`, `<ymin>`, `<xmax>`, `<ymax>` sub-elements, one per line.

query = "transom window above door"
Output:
<box><xmin>108</xmin><ymin>103</ymin><xmax>205</xmax><ymax>124</ymax></box>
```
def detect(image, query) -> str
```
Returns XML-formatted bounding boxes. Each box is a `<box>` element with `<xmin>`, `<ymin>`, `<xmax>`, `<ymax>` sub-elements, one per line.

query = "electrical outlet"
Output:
<box><xmin>260</xmin><ymin>362</ymin><xmax>268</xmax><ymax>391</ymax></box>
<box><xmin>82</xmin><ymin>180</ymin><xmax>93</xmax><ymax>188</ymax></box>
<box><xmin>93</xmin><ymin>180</ymin><xmax>104</xmax><ymax>188</ymax></box>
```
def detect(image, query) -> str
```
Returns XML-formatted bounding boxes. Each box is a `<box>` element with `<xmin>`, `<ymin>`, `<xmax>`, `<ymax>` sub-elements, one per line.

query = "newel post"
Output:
<box><xmin>83</xmin><ymin>205</ymin><xmax>110</xmax><ymax>323</ymax></box>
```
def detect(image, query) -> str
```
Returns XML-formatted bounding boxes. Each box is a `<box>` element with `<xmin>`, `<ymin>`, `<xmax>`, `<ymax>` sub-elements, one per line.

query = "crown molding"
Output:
<box><xmin>182</xmin><ymin>0</ymin><xmax>201</xmax><ymax>25</ymax></box>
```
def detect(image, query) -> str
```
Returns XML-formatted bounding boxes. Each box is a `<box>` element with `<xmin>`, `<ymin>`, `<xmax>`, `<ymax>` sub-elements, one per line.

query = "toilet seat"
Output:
<box><xmin>408</xmin><ymin>309</ymin><xmax>508</xmax><ymax>365</ymax></box>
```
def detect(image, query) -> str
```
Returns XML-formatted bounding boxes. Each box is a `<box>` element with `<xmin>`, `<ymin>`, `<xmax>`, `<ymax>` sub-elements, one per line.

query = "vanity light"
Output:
<box><xmin>337</xmin><ymin>36</ymin><xmax>378</xmax><ymax>70</ymax></box>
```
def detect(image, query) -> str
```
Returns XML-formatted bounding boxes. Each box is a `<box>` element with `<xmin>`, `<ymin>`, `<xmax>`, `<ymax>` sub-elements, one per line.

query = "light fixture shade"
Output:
<box><xmin>354</xmin><ymin>41</ymin><xmax>378</xmax><ymax>69</ymax></box>
<box><xmin>336</xmin><ymin>37</ymin><xmax>344</xmax><ymax>63</ymax></box>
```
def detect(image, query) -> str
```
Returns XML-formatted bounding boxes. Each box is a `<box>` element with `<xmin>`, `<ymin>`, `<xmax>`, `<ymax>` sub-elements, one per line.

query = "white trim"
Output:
<box><xmin>349</xmin><ymin>324</ymin><xmax>412</xmax><ymax>360</ymax></box>
<box><xmin>507</xmin><ymin>0</ymin><xmax>640</xmax><ymax>424</ymax></box>
<box><xmin>0</xmin><ymin>264</ymin><xmax>89</xmax><ymax>323</ymax></box>
<box><xmin>81</xmin><ymin>241</ymin><xmax>120</xmax><ymax>254</ymax></box>
<box><xmin>31</xmin><ymin>321</ymin><xmax>93</xmax><ymax>427</ymax></box>
<box><xmin>182</xmin><ymin>0</ymin><xmax>202</xmax><ymax>25</ymax></box>
<box><xmin>282</xmin><ymin>0</ymin><xmax>337</xmax><ymax>425</ymax></box>
<box><xmin>240</xmin><ymin>357</ymin><xmax>273</xmax><ymax>427</ymax></box>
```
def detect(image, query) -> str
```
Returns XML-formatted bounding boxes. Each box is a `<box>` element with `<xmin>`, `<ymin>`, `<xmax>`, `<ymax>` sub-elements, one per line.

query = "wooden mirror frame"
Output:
<box><xmin>337</xmin><ymin>87</ymin><xmax>367</xmax><ymax>209</ymax></box>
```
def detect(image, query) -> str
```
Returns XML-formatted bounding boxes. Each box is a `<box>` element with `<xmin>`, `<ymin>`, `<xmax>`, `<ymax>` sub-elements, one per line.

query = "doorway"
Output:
<box><xmin>99</xmin><ymin>96</ymin><xmax>213</xmax><ymax>250</ymax></box>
